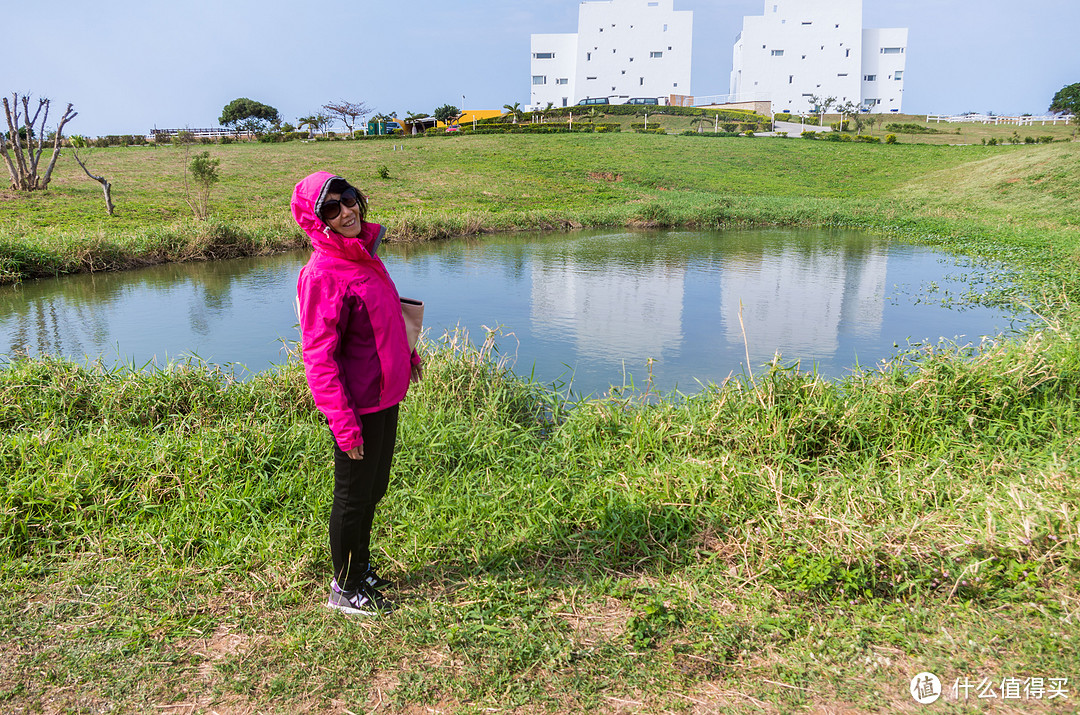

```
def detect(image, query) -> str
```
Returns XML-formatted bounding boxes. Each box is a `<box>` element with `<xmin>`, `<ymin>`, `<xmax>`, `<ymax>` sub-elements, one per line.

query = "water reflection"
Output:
<box><xmin>0</xmin><ymin>228</ymin><xmax>1024</xmax><ymax>394</ymax></box>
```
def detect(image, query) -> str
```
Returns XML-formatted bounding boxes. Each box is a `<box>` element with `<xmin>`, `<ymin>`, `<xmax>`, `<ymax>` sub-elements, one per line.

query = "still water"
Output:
<box><xmin>0</xmin><ymin>229</ymin><xmax>1025</xmax><ymax>396</ymax></box>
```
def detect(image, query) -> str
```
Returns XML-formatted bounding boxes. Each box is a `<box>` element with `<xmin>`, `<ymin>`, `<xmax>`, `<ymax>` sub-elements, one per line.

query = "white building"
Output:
<box><xmin>530</xmin><ymin>0</ymin><xmax>693</xmax><ymax>109</ymax></box>
<box><xmin>730</xmin><ymin>0</ymin><xmax>907</xmax><ymax>115</ymax></box>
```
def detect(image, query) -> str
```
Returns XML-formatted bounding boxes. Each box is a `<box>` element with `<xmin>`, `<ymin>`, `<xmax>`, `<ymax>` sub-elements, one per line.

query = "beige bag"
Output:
<box><xmin>400</xmin><ymin>297</ymin><xmax>424</xmax><ymax>351</ymax></box>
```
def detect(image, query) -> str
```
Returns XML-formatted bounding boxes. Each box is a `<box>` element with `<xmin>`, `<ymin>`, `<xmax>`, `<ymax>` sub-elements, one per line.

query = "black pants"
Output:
<box><xmin>329</xmin><ymin>404</ymin><xmax>399</xmax><ymax>591</ymax></box>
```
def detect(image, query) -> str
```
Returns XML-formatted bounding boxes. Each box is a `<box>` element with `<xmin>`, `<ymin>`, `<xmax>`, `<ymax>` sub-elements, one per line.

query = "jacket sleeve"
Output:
<box><xmin>298</xmin><ymin>270</ymin><xmax>363</xmax><ymax>451</ymax></box>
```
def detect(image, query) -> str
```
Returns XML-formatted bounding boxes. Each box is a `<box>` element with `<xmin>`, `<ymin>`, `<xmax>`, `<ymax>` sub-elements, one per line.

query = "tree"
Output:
<box><xmin>1</xmin><ymin>93</ymin><xmax>77</xmax><ymax>191</ymax></box>
<box><xmin>1049</xmin><ymin>83</ymin><xmax>1080</xmax><ymax>120</ymax></box>
<box><xmin>218</xmin><ymin>98</ymin><xmax>279</xmax><ymax>137</ymax></box>
<box><xmin>185</xmin><ymin>151</ymin><xmax>220</xmax><ymax>220</ymax></box>
<box><xmin>69</xmin><ymin>136</ymin><xmax>114</xmax><ymax>216</ymax></box>
<box><xmin>503</xmin><ymin>102</ymin><xmax>523</xmax><ymax>124</ymax></box>
<box><xmin>808</xmin><ymin>94</ymin><xmax>835</xmax><ymax>128</ymax></box>
<box><xmin>322</xmin><ymin>100</ymin><xmax>372</xmax><ymax>136</ymax></box>
<box><xmin>433</xmin><ymin>104</ymin><xmax>460</xmax><ymax>124</ymax></box>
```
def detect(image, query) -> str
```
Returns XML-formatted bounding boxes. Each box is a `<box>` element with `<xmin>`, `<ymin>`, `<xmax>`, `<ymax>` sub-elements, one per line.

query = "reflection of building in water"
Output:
<box><xmin>720</xmin><ymin>245</ymin><xmax>888</xmax><ymax>363</ymax></box>
<box><xmin>531</xmin><ymin>262</ymin><xmax>686</xmax><ymax>361</ymax></box>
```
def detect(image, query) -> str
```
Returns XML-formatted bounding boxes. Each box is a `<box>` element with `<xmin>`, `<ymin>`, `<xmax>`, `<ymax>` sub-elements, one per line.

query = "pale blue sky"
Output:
<box><xmin>4</xmin><ymin>0</ymin><xmax>1077</xmax><ymax>137</ymax></box>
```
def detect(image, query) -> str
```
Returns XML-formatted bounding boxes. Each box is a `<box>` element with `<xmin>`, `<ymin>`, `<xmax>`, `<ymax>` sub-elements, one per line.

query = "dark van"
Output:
<box><xmin>576</xmin><ymin>97</ymin><xmax>611</xmax><ymax>106</ymax></box>
<box><xmin>624</xmin><ymin>97</ymin><xmax>659</xmax><ymax>105</ymax></box>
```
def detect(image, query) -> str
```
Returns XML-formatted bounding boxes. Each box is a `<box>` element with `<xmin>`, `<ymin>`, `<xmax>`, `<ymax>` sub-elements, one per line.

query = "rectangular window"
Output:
<box><xmin>771</xmin><ymin>49</ymin><xmax>784</xmax><ymax>56</ymax></box>
<box><xmin>663</xmin><ymin>24</ymin><xmax>668</xmax><ymax>31</ymax></box>
<box><xmin>863</xmin><ymin>74</ymin><xmax>876</xmax><ymax>81</ymax></box>
<box><xmin>532</xmin><ymin>75</ymin><xmax>546</xmax><ymax>85</ymax></box>
<box><xmin>845</xmin><ymin>48</ymin><xmax>850</xmax><ymax>57</ymax></box>
<box><xmin>640</xmin><ymin>77</ymin><xmax>645</xmax><ymax>85</ymax></box>
<box><xmin>648</xmin><ymin>1</ymin><xmax>658</xmax><ymax>5</ymax></box>
<box><xmin>650</xmin><ymin>51</ymin><xmax>663</xmax><ymax>58</ymax></box>
<box><xmin>532</xmin><ymin>52</ymin><xmax>555</xmax><ymax>59</ymax></box>
<box><xmin>894</xmin><ymin>70</ymin><xmax>903</xmax><ymax>80</ymax></box>
<box><xmin>586</xmin><ymin>76</ymin><xmax>597</xmax><ymax>80</ymax></box>
<box><xmin>587</xmin><ymin>52</ymin><xmax>591</xmax><ymax>61</ymax></box>
<box><xmin>802</xmin><ymin>21</ymin><xmax>812</xmax><ymax>25</ymax></box>
<box><xmin>837</xmin><ymin>73</ymin><xmax>848</xmax><ymax>77</ymax></box>
<box><xmin>788</xmin><ymin>75</ymin><xmax>793</xmax><ymax>84</ymax></box>
<box><xmin>881</xmin><ymin>47</ymin><xmax>903</xmax><ymax>54</ymax></box>
<box><xmin>556</xmin><ymin>78</ymin><xmax>569</xmax><ymax>85</ymax></box>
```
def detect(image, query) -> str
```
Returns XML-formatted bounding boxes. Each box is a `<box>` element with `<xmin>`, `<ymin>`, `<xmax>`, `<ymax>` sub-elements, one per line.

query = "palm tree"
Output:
<box><xmin>297</xmin><ymin>115</ymin><xmax>318</xmax><ymax>139</ymax></box>
<box><xmin>503</xmin><ymin>102</ymin><xmax>523</xmax><ymax>124</ymax></box>
<box><xmin>690</xmin><ymin>116</ymin><xmax>710</xmax><ymax>134</ymax></box>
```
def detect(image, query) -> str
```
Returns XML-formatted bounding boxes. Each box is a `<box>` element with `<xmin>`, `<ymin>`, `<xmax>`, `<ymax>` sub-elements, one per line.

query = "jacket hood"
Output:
<box><xmin>291</xmin><ymin>171</ymin><xmax>382</xmax><ymax>261</ymax></box>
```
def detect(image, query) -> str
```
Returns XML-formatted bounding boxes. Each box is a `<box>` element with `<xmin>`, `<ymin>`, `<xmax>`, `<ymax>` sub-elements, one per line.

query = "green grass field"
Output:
<box><xmin>2</xmin><ymin>132</ymin><xmax>1079</xmax><ymax>713</ymax></box>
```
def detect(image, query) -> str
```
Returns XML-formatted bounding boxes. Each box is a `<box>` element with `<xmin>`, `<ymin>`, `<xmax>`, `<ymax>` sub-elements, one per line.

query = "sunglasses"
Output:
<box><xmin>320</xmin><ymin>188</ymin><xmax>360</xmax><ymax>222</ymax></box>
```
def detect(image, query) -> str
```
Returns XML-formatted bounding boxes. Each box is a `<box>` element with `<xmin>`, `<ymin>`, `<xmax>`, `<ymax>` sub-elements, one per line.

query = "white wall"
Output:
<box><xmin>731</xmin><ymin>0</ymin><xmax>906</xmax><ymax>114</ymax></box>
<box><xmin>861</xmin><ymin>27</ymin><xmax>908</xmax><ymax>113</ymax></box>
<box><xmin>530</xmin><ymin>34</ymin><xmax>579</xmax><ymax>109</ymax></box>
<box><xmin>530</xmin><ymin>0</ymin><xmax>692</xmax><ymax>108</ymax></box>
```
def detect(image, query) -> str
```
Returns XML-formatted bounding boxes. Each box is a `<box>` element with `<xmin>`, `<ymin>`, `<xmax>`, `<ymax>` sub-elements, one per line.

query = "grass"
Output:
<box><xmin>2</xmin><ymin>323</ymin><xmax>1078</xmax><ymax>712</ymax></box>
<box><xmin>2</xmin><ymin>130</ymin><xmax>1078</xmax><ymax>287</ymax></box>
<box><xmin>2</xmin><ymin>131</ymin><xmax>1080</xmax><ymax>712</ymax></box>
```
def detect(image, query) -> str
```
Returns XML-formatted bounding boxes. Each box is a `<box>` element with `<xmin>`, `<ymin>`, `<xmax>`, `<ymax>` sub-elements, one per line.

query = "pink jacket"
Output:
<box><xmin>292</xmin><ymin>171</ymin><xmax>420</xmax><ymax>451</ymax></box>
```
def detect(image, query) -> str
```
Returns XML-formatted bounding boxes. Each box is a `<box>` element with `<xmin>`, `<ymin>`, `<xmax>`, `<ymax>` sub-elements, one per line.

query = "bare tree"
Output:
<box><xmin>1</xmin><ymin>93</ymin><xmax>77</xmax><ymax>190</ymax></box>
<box><xmin>69</xmin><ymin>137</ymin><xmax>114</xmax><ymax>215</ymax></box>
<box><xmin>322</xmin><ymin>100</ymin><xmax>371</xmax><ymax>136</ymax></box>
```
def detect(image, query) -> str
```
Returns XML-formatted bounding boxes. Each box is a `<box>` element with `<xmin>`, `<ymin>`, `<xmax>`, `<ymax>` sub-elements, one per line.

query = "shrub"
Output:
<box><xmin>377</xmin><ymin>165</ymin><xmax>391</xmax><ymax>179</ymax></box>
<box><xmin>1038</xmin><ymin>135</ymin><xmax>1054</xmax><ymax>144</ymax></box>
<box><xmin>220</xmin><ymin>136</ymin><xmax>233</xmax><ymax>145</ymax></box>
<box><xmin>885</xmin><ymin>134</ymin><xmax>897</xmax><ymax>144</ymax></box>
<box><xmin>744</xmin><ymin>130</ymin><xmax>755</xmax><ymax>137</ymax></box>
<box><xmin>854</xmin><ymin>134</ymin><xmax>881</xmax><ymax>143</ymax></box>
<box><xmin>801</xmin><ymin>131</ymin><xmax>818</xmax><ymax>140</ymax></box>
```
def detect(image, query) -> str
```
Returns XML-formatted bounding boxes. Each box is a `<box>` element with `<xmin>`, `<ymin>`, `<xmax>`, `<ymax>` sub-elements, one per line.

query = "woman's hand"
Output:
<box><xmin>411</xmin><ymin>363</ymin><xmax>423</xmax><ymax>383</ymax></box>
<box><xmin>345</xmin><ymin>445</ymin><xmax>364</xmax><ymax>460</ymax></box>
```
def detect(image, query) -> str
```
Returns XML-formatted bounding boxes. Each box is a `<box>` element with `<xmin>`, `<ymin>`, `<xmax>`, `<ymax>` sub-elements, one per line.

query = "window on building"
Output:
<box><xmin>837</xmin><ymin>73</ymin><xmax>848</xmax><ymax>77</ymax></box>
<box><xmin>845</xmin><ymin>49</ymin><xmax>850</xmax><ymax>57</ymax></box>
<box><xmin>587</xmin><ymin>52</ymin><xmax>591</xmax><ymax>61</ymax></box>
<box><xmin>650</xmin><ymin>51</ymin><xmax>663</xmax><ymax>58</ymax></box>
<box><xmin>562</xmin><ymin>98</ymin><xmax>568</xmax><ymax>107</ymax></box>
<box><xmin>789</xmin><ymin>75</ymin><xmax>793</xmax><ymax>84</ymax></box>
<box><xmin>649</xmin><ymin>1</ymin><xmax>659</xmax><ymax>5</ymax></box>
<box><xmin>802</xmin><ymin>21</ymin><xmax>812</xmax><ymax>25</ymax></box>
<box><xmin>556</xmin><ymin>78</ymin><xmax>569</xmax><ymax>85</ymax></box>
<box><xmin>532</xmin><ymin>52</ymin><xmax>555</xmax><ymax>59</ymax></box>
<box><xmin>894</xmin><ymin>70</ymin><xmax>903</xmax><ymax>80</ymax></box>
<box><xmin>532</xmin><ymin>76</ymin><xmax>546</xmax><ymax>85</ymax></box>
<box><xmin>772</xmin><ymin>4</ymin><xmax>778</xmax><ymax>12</ymax></box>
<box><xmin>640</xmin><ymin>77</ymin><xmax>645</xmax><ymax>85</ymax></box>
<box><xmin>771</xmin><ymin>49</ymin><xmax>784</xmax><ymax>56</ymax></box>
<box><xmin>863</xmin><ymin>74</ymin><xmax>876</xmax><ymax>81</ymax></box>
<box><xmin>882</xmin><ymin>47</ymin><xmax>903</xmax><ymax>54</ymax></box>
<box><xmin>663</xmin><ymin>24</ymin><xmax>668</xmax><ymax>31</ymax></box>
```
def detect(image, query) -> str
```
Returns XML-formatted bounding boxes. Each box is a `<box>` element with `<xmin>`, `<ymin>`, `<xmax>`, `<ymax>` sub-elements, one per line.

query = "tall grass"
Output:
<box><xmin>2</xmin><ymin>315</ymin><xmax>1078</xmax><ymax>711</ymax></box>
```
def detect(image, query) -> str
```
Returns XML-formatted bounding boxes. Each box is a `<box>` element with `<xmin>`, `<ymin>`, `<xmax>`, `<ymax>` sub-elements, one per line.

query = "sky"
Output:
<box><xmin>4</xmin><ymin>0</ymin><xmax>1078</xmax><ymax>138</ymax></box>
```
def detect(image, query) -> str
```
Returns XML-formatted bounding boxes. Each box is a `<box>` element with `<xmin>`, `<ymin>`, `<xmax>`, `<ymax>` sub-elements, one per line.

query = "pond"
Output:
<box><xmin>0</xmin><ymin>228</ymin><xmax>1026</xmax><ymax>396</ymax></box>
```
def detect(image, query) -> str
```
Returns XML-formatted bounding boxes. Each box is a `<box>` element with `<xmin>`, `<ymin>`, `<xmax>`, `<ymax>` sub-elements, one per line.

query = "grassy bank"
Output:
<box><xmin>2</xmin><ymin>319</ymin><xmax>1078</xmax><ymax>712</ymax></box>
<box><xmin>2</xmin><ymin>134</ymin><xmax>1078</xmax><ymax>296</ymax></box>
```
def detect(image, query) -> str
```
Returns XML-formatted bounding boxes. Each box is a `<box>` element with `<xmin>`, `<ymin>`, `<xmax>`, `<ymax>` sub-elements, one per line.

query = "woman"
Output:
<box><xmin>291</xmin><ymin>171</ymin><xmax>422</xmax><ymax>616</ymax></box>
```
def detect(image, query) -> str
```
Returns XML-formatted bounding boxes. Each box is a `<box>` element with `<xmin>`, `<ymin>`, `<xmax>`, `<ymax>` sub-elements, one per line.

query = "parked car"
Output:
<box><xmin>576</xmin><ymin>97</ymin><xmax>611</xmax><ymax>106</ymax></box>
<box><xmin>624</xmin><ymin>97</ymin><xmax>659</xmax><ymax>105</ymax></box>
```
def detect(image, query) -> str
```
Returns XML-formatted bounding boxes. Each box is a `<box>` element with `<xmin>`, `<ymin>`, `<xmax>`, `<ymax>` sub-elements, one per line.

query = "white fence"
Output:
<box><xmin>926</xmin><ymin>113</ymin><xmax>1073</xmax><ymax>126</ymax></box>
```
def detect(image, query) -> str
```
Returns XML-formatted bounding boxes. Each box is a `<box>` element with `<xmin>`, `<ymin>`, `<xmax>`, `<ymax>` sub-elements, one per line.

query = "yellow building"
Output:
<box><xmin>437</xmin><ymin>109</ymin><xmax>506</xmax><ymax>128</ymax></box>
